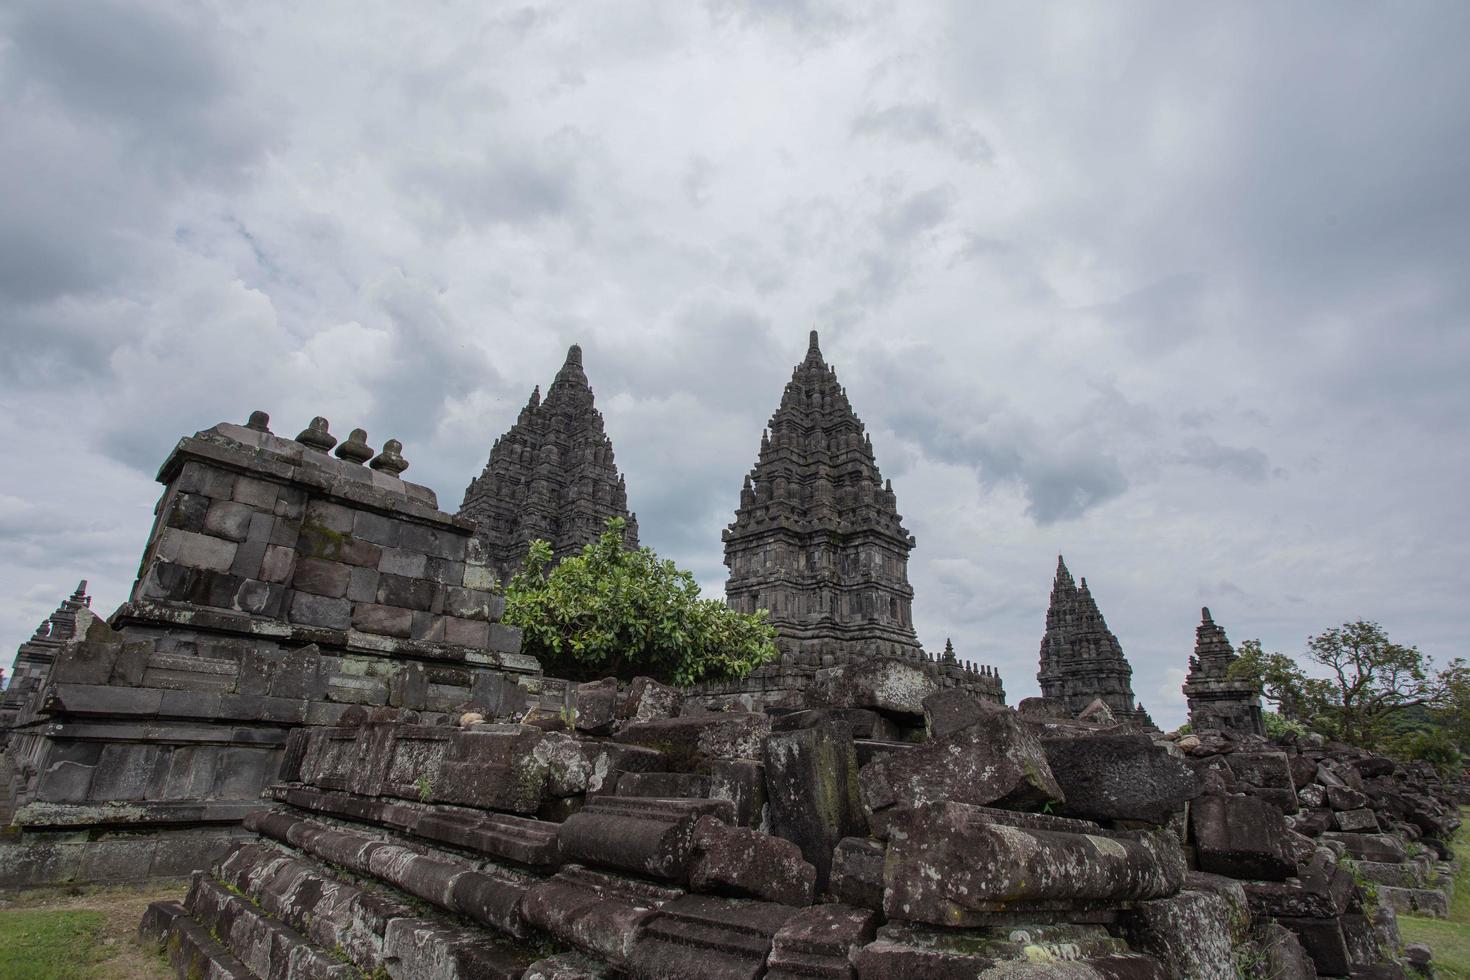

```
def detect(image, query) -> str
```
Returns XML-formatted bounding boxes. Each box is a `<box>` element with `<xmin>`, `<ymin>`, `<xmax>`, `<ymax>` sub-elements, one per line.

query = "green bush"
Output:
<box><xmin>504</xmin><ymin>518</ymin><xmax>779</xmax><ymax>685</ymax></box>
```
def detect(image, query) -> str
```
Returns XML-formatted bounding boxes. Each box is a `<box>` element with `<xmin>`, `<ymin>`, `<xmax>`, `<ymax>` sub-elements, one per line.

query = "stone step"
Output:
<box><xmin>521</xmin><ymin>865</ymin><xmax>684</xmax><ymax>966</ymax></box>
<box><xmin>625</xmin><ymin>893</ymin><xmax>800</xmax><ymax>980</ymax></box>
<box><xmin>214</xmin><ymin>835</ymin><xmax>536</xmax><ymax>978</ymax></box>
<box><xmin>184</xmin><ymin>871</ymin><xmax>359</xmax><ymax>979</ymax></box>
<box><xmin>244</xmin><ymin>807</ymin><xmax>535</xmax><ymax>937</ymax></box>
<box><xmin>139</xmin><ymin>898</ymin><xmax>255</xmax><ymax>980</ymax></box>
<box><xmin>270</xmin><ymin>783</ymin><xmax>561</xmax><ymax>869</ymax></box>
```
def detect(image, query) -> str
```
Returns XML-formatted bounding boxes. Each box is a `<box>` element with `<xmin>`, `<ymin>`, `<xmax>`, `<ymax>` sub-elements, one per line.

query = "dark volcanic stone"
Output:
<box><xmin>1040</xmin><ymin>734</ymin><xmax>1202</xmax><ymax>824</ymax></box>
<box><xmin>689</xmin><ymin>816</ymin><xmax>816</xmax><ymax>906</ymax></box>
<box><xmin>762</xmin><ymin>717</ymin><xmax>866</xmax><ymax>890</ymax></box>
<box><xmin>1190</xmin><ymin>795</ymin><xmax>1297</xmax><ymax>882</ymax></box>
<box><xmin>859</xmin><ymin>710</ymin><xmax>1063</xmax><ymax>832</ymax></box>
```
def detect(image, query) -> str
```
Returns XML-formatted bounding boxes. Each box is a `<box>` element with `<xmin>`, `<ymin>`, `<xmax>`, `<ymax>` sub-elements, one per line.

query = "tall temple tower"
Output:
<box><xmin>1037</xmin><ymin>557</ymin><xmax>1152</xmax><ymax>725</ymax></box>
<box><xmin>459</xmin><ymin>345</ymin><xmax>638</xmax><ymax>586</ymax></box>
<box><xmin>723</xmin><ymin>330</ymin><xmax>921</xmax><ymax>662</ymax></box>
<box><xmin>1182</xmin><ymin>607</ymin><xmax>1265</xmax><ymax>735</ymax></box>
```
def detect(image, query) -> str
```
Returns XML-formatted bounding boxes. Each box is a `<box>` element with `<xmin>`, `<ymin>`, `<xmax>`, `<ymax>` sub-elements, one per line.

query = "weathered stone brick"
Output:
<box><xmin>377</xmin><ymin>573</ymin><xmax>435</xmax><ymax>611</ymax></box>
<box><xmin>203</xmin><ymin>499</ymin><xmax>257</xmax><ymax>541</ymax></box>
<box><xmin>292</xmin><ymin>558</ymin><xmax>352</xmax><ymax>598</ymax></box>
<box><xmin>444</xmin><ymin>586</ymin><xmax>502</xmax><ymax>621</ymax></box>
<box><xmin>353</xmin><ymin>603</ymin><xmax>414</xmax><ymax>638</ymax></box>
<box><xmin>352</xmin><ymin>509</ymin><xmax>401</xmax><ymax>547</ymax></box>
<box><xmin>164</xmin><ymin>492</ymin><xmax>209</xmax><ymax>532</ymax></box>
<box><xmin>260</xmin><ymin>544</ymin><xmax>297</xmax><ymax>583</ymax></box>
<box><xmin>378</xmin><ymin>547</ymin><xmax>428</xmax><ymax>578</ymax></box>
<box><xmin>347</xmin><ymin>565</ymin><xmax>379</xmax><ymax>603</ymax></box>
<box><xmin>445</xmin><ymin>617</ymin><xmax>490</xmax><ymax>648</ymax></box>
<box><xmin>304</xmin><ymin>499</ymin><xmax>354</xmax><ymax>534</ymax></box>
<box><xmin>170</xmin><ymin>529</ymin><xmax>239</xmax><ymax>573</ymax></box>
<box><xmin>289</xmin><ymin>592</ymin><xmax>351</xmax><ymax>630</ymax></box>
<box><xmin>401</xmin><ymin>523</ymin><xmax>468</xmax><ymax>562</ymax></box>
<box><xmin>230</xmin><ymin>475</ymin><xmax>279</xmax><ymax>510</ymax></box>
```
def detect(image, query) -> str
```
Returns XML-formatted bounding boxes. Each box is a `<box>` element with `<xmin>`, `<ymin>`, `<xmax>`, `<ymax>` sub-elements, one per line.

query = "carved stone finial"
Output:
<box><xmin>1201</xmin><ymin>606</ymin><xmax>1212</xmax><ymax>623</ymax></box>
<box><xmin>808</xmin><ymin>329</ymin><xmax>820</xmax><ymax>353</ymax></box>
<box><xmin>246</xmin><ymin>410</ymin><xmax>271</xmax><ymax>432</ymax></box>
<box><xmin>335</xmin><ymin>428</ymin><xmax>374</xmax><ymax>465</ymax></box>
<box><xmin>295</xmin><ymin>416</ymin><xmax>336</xmax><ymax>451</ymax></box>
<box><xmin>369</xmin><ymin>438</ymin><xmax>409</xmax><ymax>475</ymax></box>
<box><xmin>941</xmin><ymin>638</ymin><xmax>957</xmax><ymax>664</ymax></box>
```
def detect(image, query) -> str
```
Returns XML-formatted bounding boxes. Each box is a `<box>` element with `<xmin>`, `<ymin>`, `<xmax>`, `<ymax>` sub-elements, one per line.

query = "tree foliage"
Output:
<box><xmin>1230</xmin><ymin>621</ymin><xmax>1465</xmax><ymax>750</ymax></box>
<box><xmin>502</xmin><ymin>518</ymin><xmax>780</xmax><ymax>686</ymax></box>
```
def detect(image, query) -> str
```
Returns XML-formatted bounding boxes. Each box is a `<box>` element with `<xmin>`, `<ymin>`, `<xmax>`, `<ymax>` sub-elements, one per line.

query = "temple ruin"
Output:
<box><xmin>459</xmin><ymin>344</ymin><xmax>639</xmax><ymax>586</ymax></box>
<box><xmin>1037</xmin><ymin>556</ymin><xmax>1155</xmax><ymax>726</ymax></box>
<box><xmin>0</xmin><ymin>337</ymin><xmax>1459</xmax><ymax>979</ymax></box>
<box><xmin>1184</xmin><ymin>606</ymin><xmax>1267</xmax><ymax>736</ymax></box>
<box><xmin>0</xmin><ymin>580</ymin><xmax>90</xmax><ymax>734</ymax></box>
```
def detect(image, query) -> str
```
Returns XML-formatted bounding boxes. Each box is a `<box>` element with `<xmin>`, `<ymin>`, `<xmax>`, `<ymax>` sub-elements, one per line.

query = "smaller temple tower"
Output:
<box><xmin>1037</xmin><ymin>557</ymin><xmax>1152</xmax><ymax>725</ymax></box>
<box><xmin>1182</xmin><ymin>607</ymin><xmax>1265</xmax><ymax>736</ymax></box>
<box><xmin>459</xmin><ymin>345</ymin><xmax>638</xmax><ymax>585</ymax></box>
<box><xmin>0</xmin><ymin>581</ymin><xmax>91</xmax><ymax>729</ymax></box>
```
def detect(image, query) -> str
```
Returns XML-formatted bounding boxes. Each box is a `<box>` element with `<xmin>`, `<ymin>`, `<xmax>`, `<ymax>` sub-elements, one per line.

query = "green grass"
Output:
<box><xmin>1399</xmin><ymin>807</ymin><xmax>1470</xmax><ymax>979</ymax></box>
<box><xmin>0</xmin><ymin>908</ymin><xmax>110</xmax><ymax>980</ymax></box>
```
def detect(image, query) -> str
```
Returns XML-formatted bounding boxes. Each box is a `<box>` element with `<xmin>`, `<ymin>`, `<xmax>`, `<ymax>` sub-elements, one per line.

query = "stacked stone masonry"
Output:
<box><xmin>0</xmin><ymin>580</ymin><xmax>91</xmax><ymax>737</ymax></box>
<box><xmin>132</xmin><ymin>649</ymin><xmax>1456</xmax><ymax>979</ymax></box>
<box><xmin>459</xmin><ymin>345</ymin><xmax>639</xmax><ymax>586</ymax></box>
<box><xmin>1182</xmin><ymin>606</ymin><xmax>1267</xmax><ymax>736</ymax></box>
<box><xmin>1037</xmin><ymin>556</ymin><xmax>1155</xmax><ymax>726</ymax></box>
<box><xmin>0</xmin><ymin>413</ymin><xmax>558</xmax><ymax>888</ymax></box>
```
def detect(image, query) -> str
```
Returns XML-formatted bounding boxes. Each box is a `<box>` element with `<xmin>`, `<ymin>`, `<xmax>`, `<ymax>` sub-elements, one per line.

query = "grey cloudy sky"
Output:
<box><xmin>3</xmin><ymin>1</ymin><xmax>1468</xmax><ymax>728</ymax></box>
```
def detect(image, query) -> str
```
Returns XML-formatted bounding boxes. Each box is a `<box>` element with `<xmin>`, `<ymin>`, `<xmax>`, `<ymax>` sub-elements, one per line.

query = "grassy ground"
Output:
<box><xmin>0</xmin><ymin>882</ymin><xmax>182</xmax><ymax>980</ymax></box>
<box><xmin>1398</xmin><ymin>807</ymin><xmax>1470</xmax><ymax>979</ymax></box>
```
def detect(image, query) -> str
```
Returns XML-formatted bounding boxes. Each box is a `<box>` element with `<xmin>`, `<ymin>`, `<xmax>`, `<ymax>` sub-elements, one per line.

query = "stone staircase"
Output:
<box><xmin>137</xmin><ymin>712</ymin><xmax>1190</xmax><ymax>979</ymax></box>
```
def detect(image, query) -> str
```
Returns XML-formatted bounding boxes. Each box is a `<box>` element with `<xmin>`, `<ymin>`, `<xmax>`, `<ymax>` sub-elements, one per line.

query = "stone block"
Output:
<box><xmin>766</xmin><ymin>904</ymin><xmax>878</xmax><ymax>980</ymax></box>
<box><xmin>521</xmin><ymin>867</ymin><xmax>683</xmax><ymax>965</ymax></box>
<box><xmin>614</xmin><ymin>714</ymin><xmax>771</xmax><ymax>770</ymax></box>
<box><xmin>922</xmin><ymin>687</ymin><xmax>1005</xmax><ymax>738</ymax></box>
<box><xmin>259</xmin><ymin>544</ymin><xmax>297</xmax><ymax>583</ymax></box>
<box><xmin>203</xmin><ymin>499</ymin><xmax>257</xmax><ymax>541</ymax></box>
<box><xmin>379</xmin><ymin>546</ymin><xmax>429</xmax><ymax>578</ymax></box>
<box><xmin>164</xmin><ymin>492</ymin><xmax>209</xmax><ymax>532</ymax></box>
<box><xmin>859</xmin><ymin>710</ymin><xmax>1062</xmax><ymax>832</ymax></box>
<box><xmin>882</xmin><ymin>802</ymin><xmax>1187</xmax><ymax>925</ymax></box>
<box><xmin>377</xmin><ymin>572</ymin><xmax>436</xmax><ymax>611</ymax></box>
<box><xmin>689</xmin><ymin>816</ymin><xmax>817</xmax><ymax>906</ymax></box>
<box><xmin>432</xmin><ymin>725</ymin><xmax>550</xmax><ymax>814</ymax></box>
<box><xmin>289</xmin><ymin>591</ymin><xmax>351</xmax><ymax>630</ymax></box>
<box><xmin>1335</xmin><ymin>807</ymin><xmax>1381</xmax><ymax>832</ymax></box>
<box><xmin>574</xmin><ymin>678</ymin><xmax>619</xmax><ymax>734</ymax></box>
<box><xmin>810</xmin><ymin>656</ymin><xmax>937</xmax><ymax>716</ymax></box>
<box><xmin>444</xmin><ymin>585</ymin><xmax>502</xmax><ymax>621</ymax></box>
<box><xmin>829</xmin><ymin>837</ymin><xmax>885</xmax><ymax>910</ymax></box>
<box><xmin>851</xmin><ymin>922</ymin><xmax>1163</xmax><ymax>980</ymax></box>
<box><xmin>171</xmin><ymin>529</ymin><xmax>239</xmax><ymax>572</ymax></box>
<box><xmin>445</xmin><ymin>616</ymin><xmax>490</xmax><ymax>647</ymax></box>
<box><xmin>1322</xmin><ymin>832</ymin><xmax>1407</xmax><ymax>864</ymax></box>
<box><xmin>1277</xmin><ymin>916</ymin><xmax>1352</xmax><ymax>976</ymax></box>
<box><xmin>383</xmin><ymin>917</ymin><xmax>531</xmax><ymax>980</ymax></box>
<box><xmin>231</xmin><ymin>475</ymin><xmax>279</xmax><ymax>510</ymax></box>
<box><xmin>625</xmin><ymin>894</ymin><xmax>799</xmax><ymax>980</ymax></box>
<box><xmin>710</xmin><ymin>760</ymin><xmax>767</xmax><ymax>829</ymax></box>
<box><xmin>352</xmin><ymin>602</ymin><xmax>414</xmax><ymax>638</ymax></box>
<box><xmin>346</xmin><ymin>565</ymin><xmax>379</xmax><ymax>602</ymax></box>
<box><xmin>522</xmin><ymin>953</ymin><xmax>614</xmax><ymax>980</ymax></box>
<box><xmin>617</xmin><ymin>772</ymin><xmax>711</xmax><ymax>799</ymax></box>
<box><xmin>304</xmin><ymin>499</ymin><xmax>354</xmax><ymax>534</ymax></box>
<box><xmin>291</xmin><ymin>557</ymin><xmax>352</xmax><ymax>597</ymax></box>
<box><xmin>352</xmin><ymin>509</ymin><xmax>401</xmax><ymax>546</ymax></box>
<box><xmin>1377</xmin><ymin>885</ymin><xmax>1450</xmax><ymax>918</ymax></box>
<box><xmin>559</xmin><ymin>796</ymin><xmax>734</xmax><ymax>881</ymax></box>
<box><xmin>402</xmin><ymin>522</ymin><xmax>469</xmax><ymax>562</ymax></box>
<box><xmin>1121</xmin><ymin>887</ymin><xmax>1239</xmax><ymax>980</ymax></box>
<box><xmin>423</xmin><ymin>556</ymin><xmax>465</xmax><ymax>585</ymax></box>
<box><xmin>1191</xmin><ymin>794</ymin><xmax>1297</xmax><ymax>881</ymax></box>
<box><xmin>1326</xmin><ymin>786</ymin><xmax>1370</xmax><ymax>811</ymax></box>
<box><xmin>1041</xmin><ymin>734</ymin><xmax>1202</xmax><ymax>824</ymax></box>
<box><xmin>762</xmin><ymin>717</ymin><xmax>866</xmax><ymax>890</ymax></box>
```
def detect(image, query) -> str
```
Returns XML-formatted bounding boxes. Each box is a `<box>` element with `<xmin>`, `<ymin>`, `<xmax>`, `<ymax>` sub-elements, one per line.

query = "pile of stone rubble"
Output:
<box><xmin>137</xmin><ymin>656</ymin><xmax>1459</xmax><ymax>979</ymax></box>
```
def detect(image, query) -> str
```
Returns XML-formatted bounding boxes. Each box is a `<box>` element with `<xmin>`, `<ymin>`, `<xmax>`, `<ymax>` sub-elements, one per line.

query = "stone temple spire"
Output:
<box><xmin>1036</xmin><ymin>558</ymin><xmax>1152</xmax><ymax>725</ymax></box>
<box><xmin>723</xmin><ymin>330</ymin><xmax>921</xmax><ymax>662</ymax></box>
<box><xmin>2</xmin><ymin>581</ymin><xmax>93</xmax><ymax>725</ymax></box>
<box><xmin>1182</xmin><ymin>606</ymin><xmax>1265</xmax><ymax>735</ymax></box>
<box><xmin>459</xmin><ymin>345</ymin><xmax>638</xmax><ymax>586</ymax></box>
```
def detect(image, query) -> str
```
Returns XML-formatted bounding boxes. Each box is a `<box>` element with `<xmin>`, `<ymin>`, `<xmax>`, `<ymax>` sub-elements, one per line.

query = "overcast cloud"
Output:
<box><xmin>3</xmin><ymin>1</ymin><xmax>1468</xmax><ymax>728</ymax></box>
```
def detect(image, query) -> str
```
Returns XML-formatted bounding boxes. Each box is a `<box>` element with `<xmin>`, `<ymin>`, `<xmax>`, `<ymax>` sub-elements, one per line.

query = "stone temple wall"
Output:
<box><xmin>0</xmin><ymin>412</ymin><xmax>563</xmax><ymax>888</ymax></box>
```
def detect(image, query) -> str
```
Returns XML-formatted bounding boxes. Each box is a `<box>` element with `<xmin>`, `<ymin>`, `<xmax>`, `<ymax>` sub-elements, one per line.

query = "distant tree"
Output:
<box><xmin>1230</xmin><ymin>621</ymin><xmax>1464</xmax><ymax>750</ymax></box>
<box><xmin>503</xmin><ymin>518</ymin><xmax>780</xmax><ymax>685</ymax></box>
